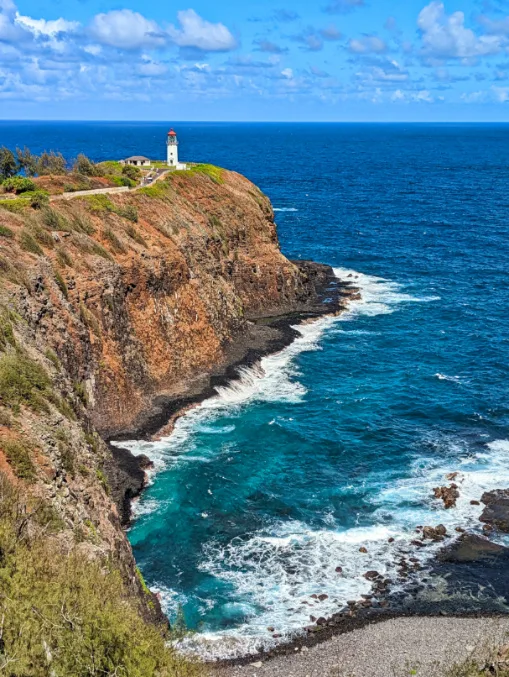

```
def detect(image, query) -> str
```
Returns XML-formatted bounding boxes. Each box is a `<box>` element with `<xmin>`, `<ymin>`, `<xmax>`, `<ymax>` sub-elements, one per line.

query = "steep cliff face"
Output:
<box><xmin>0</xmin><ymin>166</ymin><xmax>351</xmax><ymax>652</ymax></box>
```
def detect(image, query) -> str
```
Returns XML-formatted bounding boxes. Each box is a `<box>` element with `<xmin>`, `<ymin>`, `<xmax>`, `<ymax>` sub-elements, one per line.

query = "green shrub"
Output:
<box><xmin>2</xmin><ymin>176</ymin><xmax>36</xmax><ymax>194</ymax></box>
<box><xmin>108</xmin><ymin>174</ymin><xmax>136</xmax><ymax>188</ymax></box>
<box><xmin>44</xmin><ymin>348</ymin><xmax>60</xmax><ymax>370</ymax></box>
<box><xmin>104</xmin><ymin>227</ymin><xmax>126</xmax><ymax>253</ymax></box>
<box><xmin>29</xmin><ymin>190</ymin><xmax>50</xmax><ymax>209</ymax></box>
<box><xmin>41</xmin><ymin>206</ymin><xmax>70</xmax><ymax>232</ymax></box>
<box><xmin>73</xmin><ymin>153</ymin><xmax>102</xmax><ymax>177</ymax></box>
<box><xmin>84</xmin><ymin>194</ymin><xmax>114</xmax><ymax>212</ymax></box>
<box><xmin>0</xmin><ymin>224</ymin><xmax>13</xmax><ymax>238</ymax></box>
<box><xmin>19</xmin><ymin>228</ymin><xmax>43</xmax><ymax>255</ymax></box>
<box><xmin>54</xmin><ymin>269</ymin><xmax>68</xmax><ymax>299</ymax></box>
<box><xmin>0</xmin><ymin>408</ymin><xmax>12</xmax><ymax>427</ymax></box>
<box><xmin>96</xmin><ymin>468</ymin><xmax>109</xmax><ymax>494</ymax></box>
<box><xmin>0</xmin><ymin>351</ymin><xmax>52</xmax><ymax>413</ymax></box>
<box><xmin>0</xmin><ymin>197</ymin><xmax>29</xmax><ymax>213</ymax></box>
<box><xmin>70</xmin><ymin>210</ymin><xmax>95</xmax><ymax>235</ymax></box>
<box><xmin>1</xmin><ymin>437</ymin><xmax>36</xmax><ymax>480</ymax></box>
<box><xmin>0</xmin><ymin>474</ymin><xmax>202</xmax><ymax>677</ymax></box>
<box><xmin>56</xmin><ymin>247</ymin><xmax>73</xmax><ymax>268</ymax></box>
<box><xmin>126</xmin><ymin>223</ymin><xmax>147</xmax><ymax>246</ymax></box>
<box><xmin>190</xmin><ymin>163</ymin><xmax>225</xmax><ymax>184</ymax></box>
<box><xmin>73</xmin><ymin>380</ymin><xmax>88</xmax><ymax>406</ymax></box>
<box><xmin>122</xmin><ymin>164</ymin><xmax>141</xmax><ymax>181</ymax></box>
<box><xmin>118</xmin><ymin>204</ymin><xmax>138</xmax><ymax>222</ymax></box>
<box><xmin>139</xmin><ymin>181</ymin><xmax>170</xmax><ymax>199</ymax></box>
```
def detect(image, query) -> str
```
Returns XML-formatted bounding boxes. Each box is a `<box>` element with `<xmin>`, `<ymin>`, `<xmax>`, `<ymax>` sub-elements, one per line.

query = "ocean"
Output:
<box><xmin>2</xmin><ymin>121</ymin><xmax>509</xmax><ymax>658</ymax></box>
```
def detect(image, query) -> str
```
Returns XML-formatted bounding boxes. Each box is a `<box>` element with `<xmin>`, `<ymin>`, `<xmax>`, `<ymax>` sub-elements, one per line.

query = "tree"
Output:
<box><xmin>0</xmin><ymin>147</ymin><xmax>17</xmax><ymax>181</ymax></box>
<box><xmin>122</xmin><ymin>164</ymin><xmax>141</xmax><ymax>181</ymax></box>
<box><xmin>37</xmin><ymin>151</ymin><xmax>67</xmax><ymax>176</ymax></box>
<box><xmin>73</xmin><ymin>153</ymin><xmax>102</xmax><ymax>177</ymax></box>
<box><xmin>16</xmin><ymin>147</ymin><xmax>38</xmax><ymax>177</ymax></box>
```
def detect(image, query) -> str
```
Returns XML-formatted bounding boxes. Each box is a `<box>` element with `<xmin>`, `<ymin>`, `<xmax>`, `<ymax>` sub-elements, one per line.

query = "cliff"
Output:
<box><xmin>0</xmin><ymin>165</ymin><xmax>352</xmax><ymax>673</ymax></box>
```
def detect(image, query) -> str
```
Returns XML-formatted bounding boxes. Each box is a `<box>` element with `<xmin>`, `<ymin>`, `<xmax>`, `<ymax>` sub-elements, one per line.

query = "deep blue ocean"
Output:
<box><xmin>2</xmin><ymin>122</ymin><xmax>509</xmax><ymax>658</ymax></box>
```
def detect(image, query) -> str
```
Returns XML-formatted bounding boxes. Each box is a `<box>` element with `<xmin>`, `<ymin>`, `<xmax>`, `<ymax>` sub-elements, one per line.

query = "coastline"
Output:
<box><xmin>106</xmin><ymin>262</ymin><xmax>509</xmax><ymax>670</ymax></box>
<box><xmin>106</xmin><ymin>261</ymin><xmax>360</xmax><ymax>526</ymax></box>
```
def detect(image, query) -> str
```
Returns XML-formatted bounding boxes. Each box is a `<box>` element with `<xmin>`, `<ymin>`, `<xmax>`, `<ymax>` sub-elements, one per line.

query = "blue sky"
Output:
<box><xmin>2</xmin><ymin>0</ymin><xmax>509</xmax><ymax>120</ymax></box>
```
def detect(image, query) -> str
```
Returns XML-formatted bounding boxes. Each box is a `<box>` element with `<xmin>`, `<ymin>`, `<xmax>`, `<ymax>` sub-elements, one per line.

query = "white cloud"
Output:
<box><xmin>418</xmin><ymin>1</ymin><xmax>502</xmax><ymax>60</ymax></box>
<box><xmin>492</xmin><ymin>85</ymin><xmax>509</xmax><ymax>102</ymax></box>
<box><xmin>348</xmin><ymin>35</ymin><xmax>387</xmax><ymax>54</ymax></box>
<box><xmin>89</xmin><ymin>10</ymin><xmax>166</xmax><ymax>50</ymax></box>
<box><xmin>168</xmin><ymin>9</ymin><xmax>236</xmax><ymax>52</ymax></box>
<box><xmin>15</xmin><ymin>14</ymin><xmax>79</xmax><ymax>37</ymax></box>
<box><xmin>281</xmin><ymin>67</ymin><xmax>293</xmax><ymax>79</ymax></box>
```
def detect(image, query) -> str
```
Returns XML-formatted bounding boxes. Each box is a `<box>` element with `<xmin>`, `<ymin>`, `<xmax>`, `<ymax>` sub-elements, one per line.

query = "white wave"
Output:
<box><xmin>177</xmin><ymin>437</ymin><xmax>509</xmax><ymax>659</ymax></box>
<box><xmin>334</xmin><ymin>267</ymin><xmax>440</xmax><ymax>318</ymax></box>
<box><xmin>435</xmin><ymin>373</ymin><xmax>461</xmax><ymax>383</ymax></box>
<box><xmin>273</xmin><ymin>207</ymin><xmax>298</xmax><ymax>212</ymax></box>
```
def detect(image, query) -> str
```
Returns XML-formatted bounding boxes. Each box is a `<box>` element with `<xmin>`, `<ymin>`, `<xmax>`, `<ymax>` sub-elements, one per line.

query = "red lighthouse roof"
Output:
<box><xmin>168</xmin><ymin>129</ymin><xmax>177</xmax><ymax>136</ymax></box>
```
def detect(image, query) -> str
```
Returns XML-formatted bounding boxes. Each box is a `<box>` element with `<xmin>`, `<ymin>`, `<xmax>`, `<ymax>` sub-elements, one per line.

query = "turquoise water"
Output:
<box><xmin>2</xmin><ymin>122</ymin><xmax>508</xmax><ymax>658</ymax></box>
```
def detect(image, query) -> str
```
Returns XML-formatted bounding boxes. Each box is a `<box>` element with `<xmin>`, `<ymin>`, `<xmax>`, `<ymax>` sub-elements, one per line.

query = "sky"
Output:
<box><xmin>2</xmin><ymin>0</ymin><xmax>509</xmax><ymax>120</ymax></box>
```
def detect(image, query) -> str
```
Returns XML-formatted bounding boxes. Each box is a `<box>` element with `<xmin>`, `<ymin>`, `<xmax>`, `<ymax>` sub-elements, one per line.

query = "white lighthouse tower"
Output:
<box><xmin>166</xmin><ymin>128</ymin><xmax>187</xmax><ymax>170</ymax></box>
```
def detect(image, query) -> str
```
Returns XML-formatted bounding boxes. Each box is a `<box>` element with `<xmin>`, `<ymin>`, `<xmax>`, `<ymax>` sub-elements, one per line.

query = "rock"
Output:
<box><xmin>438</xmin><ymin>533</ymin><xmax>509</xmax><ymax>563</ymax></box>
<box><xmin>455</xmin><ymin>526</ymin><xmax>465</xmax><ymax>533</ymax></box>
<box><xmin>250</xmin><ymin>661</ymin><xmax>263</xmax><ymax>668</ymax></box>
<box><xmin>480</xmin><ymin>490</ymin><xmax>509</xmax><ymax>532</ymax></box>
<box><xmin>433</xmin><ymin>484</ymin><xmax>460</xmax><ymax>509</ymax></box>
<box><xmin>359</xmin><ymin>547</ymin><xmax>368</xmax><ymax>553</ymax></box>
<box><xmin>363</xmin><ymin>570</ymin><xmax>380</xmax><ymax>580</ymax></box>
<box><xmin>309</xmin><ymin>616</ymin><xmax>316</xmax><ymax>622</ymax></box>
<box><xmin>422</xmin><ymin>524</ymin><xmax>447</xmax><ymax>541</ymax></box>
<box><xmin>267</xmin><ymin>626</ymin><xmax>275</xmax><ymax>632</ymax></box>
<box><xmin>446</xmin><ymin>472</ymin><xmax>459</xmax><ymax>481</ymax></box>
<box><xmin>316</xmin><ymin>617</ymin><xmax>327</xmax><ymax>626</ymax></box>
<box><xmin>411</xmin><ymin>540</ymin><xmax>425</xmax><ymax>547</ymax></box>
<box><xmin>310</xmin><ymin>594</ymin><xmax>318</xmax><ymax>599</ymax></box>
<box><xmin>318</xmin><ymin>594</ymin><xmax>328</xmax><ymax>601</ymax></box>
<box><xmin>388</xmin><ymin>537</ymin><xmax>395</xmax><ymax>543</ymax></box>
<box><xmin>470</xmin><ymin>500</ymin><xmax>481</xmax><ymax>506</ymax></box>
<box><xmin>335</xmin><ymin>566</ymin><xmax>343</xmax><ymax>573</ymax></box>
<box><xmin>347</xmin><ymin>600</ymin><xmax>357</xmax><ymax>607</ymax></box>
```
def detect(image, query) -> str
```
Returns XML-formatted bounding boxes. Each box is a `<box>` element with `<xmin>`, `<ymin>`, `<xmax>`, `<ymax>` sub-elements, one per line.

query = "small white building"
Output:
<box><xmin>167</xmin><ymin>129</ymin><xmax>187</xmax><ymax>170</ymax></box>
<box><xmin>122</xmin><ymin>156</ymin><xmax>151</xmax><ymax>167</ymax></box>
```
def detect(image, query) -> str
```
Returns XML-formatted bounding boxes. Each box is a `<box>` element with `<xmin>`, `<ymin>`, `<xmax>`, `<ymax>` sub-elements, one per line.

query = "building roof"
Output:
<box><xmin>125</xmin><ymin>156</ymin><xmax>150</xmax><ymax>161</ymax></box>
<box><xmin>168</xmin><ymin>129</ymin><xmax>177</xmax><ymax>136</ymax></box>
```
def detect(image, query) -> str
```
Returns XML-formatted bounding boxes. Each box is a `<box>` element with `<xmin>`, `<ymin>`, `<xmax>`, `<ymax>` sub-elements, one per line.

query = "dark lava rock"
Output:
<box><xmin>480</xmin><ymin>490</ymin><xmax>509</xmax><ymax>532</ymax></box>
<box><xmin>359</xmin><ymin>547</ymin><xmax>368</xmax><ymax>553</ymax></box>
<box><xmin>411</xmin><ymin>540</ymin><xmax>425</xmax><ymax>547</ymax></box>
<box><xmin>470</xmin><ymin>500</ymin><xmax>481</xmax><ymax>506</ymax></box>
<box><xmin>388</xmin><ymin>537</ymin><xmax>395</xmax><ymax>543</ymax></box>
<box><xmin>318</xmin><ymin>594</ymin><xmax>328</xmax><ymax>601</ymax></box>
<box><xmin>364</xmin><ymin>570</ymin><xmax>380</xmax><ymax>580</ymax></box>
<box><xmin>335</xmin><ymin>566</ymin><xmax>343</xmax><ymax>573</ymax></box>
<box><xmin>438</xmin><ymin>533</ymin><xmax>509</xmax><ymax>563</ymax></box>
<box><xmin>316</xmin><ymin>617</ymin><xmax>327</xmax><ymax>626</ymax></box>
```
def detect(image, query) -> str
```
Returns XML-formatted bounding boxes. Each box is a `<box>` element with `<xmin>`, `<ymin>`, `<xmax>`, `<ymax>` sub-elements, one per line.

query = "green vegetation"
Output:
<box><xmin>189</xmin><ymin>163</ymin><xmax>224</xmax><ymax>185</ymax></box>
<box><xmin>41</xmin><ymin>206</ymin><xmax>71</xmax><ymax>232</ymax></box>
<box><xmin>122</xmin><ymin>164</ymin><xmax>142</xmax><ymax>181</ymax></box>
<box><xmin>0</xmin><ymin>224</ymin><xmax>13</xmax><ymax>238</ymax></box>
<box><xmin>56</xmin><ymin>247</ymin><xmax>73</xmax><ymax>268</ymax></box>
<box><xmin>84</xmin><ymin>193</ymin><xmax>115</xmax><ymax>212</ymax></box>
<box><xmin>44</xmin><ymin>348</ymin><xmax>60</xmax><ymax>370</ymax></box>
<box><xmin>126</xmin><ymin>223</ymin><xmax>147</xmax><ymax>247</ymax></box>
<box><xmin>73</xmin><ymin>153</ymin><xmax>102</xmax><ymax>177</ymax></box>
<box><xmin>54</xmin><ymin>269</ymin><xmax>68</xmax><ymax>299</ymax></box>
<box><xmin>73</xmin><ymin>380</ymin><xmax>88</xmax><ymax>406</ymax></box>
<box><xmin>104</xmin><ymin>227</ymin><xmax>126</xmax><ymax>253</ymax></box>
<box><xmin>2</xmin><ymin>176</ymin><xmax>36</xmax><ymax>194</ymax></box>
<box><xmin>0</xmin><ymin>197</ymin><xmax>30</xmax><ymax>213</ymax></box>
<box><xmin>0</xmin><ymin>147</ymin><xmax>17</xmax><ymax>180</ymax></box>
<box><xmin>139</xmin><ymin>180</ymin><xmax>171</xmax><ymax>199</ymax></box>
<box><xmin>0</xmin><ymin>351</ymin><xmax>52</xmax><ymax>413</ymax></box>
<box><xmin>0</xmin><ymin>474</ymin><xmax>201</xmax><ymax>677</ymax></box>
<box><xmin>19</xmin><ymin>228</ymin><xmax>44</xmax><ymax>255</ymax></box>
<box><xmin>96</xmin><ymin>468</ymin><xmax>109</xmax><ymax>494</ymax></box>
<box><xmin>1</xmin><ymin>436</ymin><xmax>36</xmax><ymax>480</ymax></box>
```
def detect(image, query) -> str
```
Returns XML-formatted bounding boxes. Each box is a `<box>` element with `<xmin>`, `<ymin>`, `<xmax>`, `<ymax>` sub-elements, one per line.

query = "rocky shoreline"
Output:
<box><xmin>211</xmin><ymin>479</ymin><xmax>509</xmax><ymax>670</ymax></box>
<box><xmin>106</xmin><ymin>262</ymin><xmax>360</xmax><ymax>526</ymax></box>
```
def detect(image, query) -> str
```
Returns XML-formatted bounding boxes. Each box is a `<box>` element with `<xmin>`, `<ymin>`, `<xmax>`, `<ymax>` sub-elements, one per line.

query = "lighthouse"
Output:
<box><xmin>167</xmin><ymin>128</ymin><xmax>179</xmax><ymax>167</ymax></box>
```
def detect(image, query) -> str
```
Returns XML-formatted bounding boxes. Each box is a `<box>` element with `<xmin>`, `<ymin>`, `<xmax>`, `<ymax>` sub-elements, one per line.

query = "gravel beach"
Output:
<box><xmin>214</xmin><ymin>616</ymin><xmax>509</xmax><ymax>677</ymax></box>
